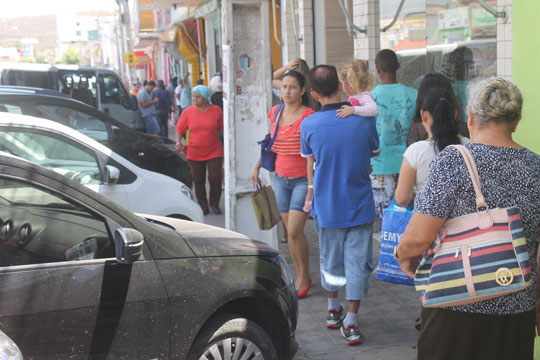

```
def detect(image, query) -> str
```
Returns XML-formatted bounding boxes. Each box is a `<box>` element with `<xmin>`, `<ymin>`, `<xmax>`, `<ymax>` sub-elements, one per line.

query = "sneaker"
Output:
<box><xmin>326</xmin><ymin>305</ymin><xmax>344</xmax><ymax>329</ymax></box>
<box><xmin>340</xmin><ymin>324</ymin><xmax>362</xmax><ymax>346</ymax></box>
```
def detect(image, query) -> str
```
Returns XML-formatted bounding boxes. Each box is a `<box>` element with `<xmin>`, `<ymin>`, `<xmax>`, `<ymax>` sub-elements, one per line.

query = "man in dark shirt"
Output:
<box><xmin>152</xmin><ymin>80</ymin><xmax>172</xmax><ymax>138</ymax></box>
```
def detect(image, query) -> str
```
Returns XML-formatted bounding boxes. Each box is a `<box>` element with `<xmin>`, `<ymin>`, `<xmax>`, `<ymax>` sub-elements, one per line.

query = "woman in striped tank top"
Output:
<box><xmin>251</xmin><ymin>70</ymin><xmax>315</xmax><ymax>298</ymax></box>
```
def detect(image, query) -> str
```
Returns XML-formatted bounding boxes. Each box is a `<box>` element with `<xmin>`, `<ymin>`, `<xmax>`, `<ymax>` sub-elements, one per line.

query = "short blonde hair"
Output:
<box><xmin>468</xmin><ymin>77</ymin><xmax>522</xmax><ymax>128</ymax></box>
<box><xmin>339</xmin><ymin>60</ymin><xmax>375</xmax><ymax>93</ymax></box>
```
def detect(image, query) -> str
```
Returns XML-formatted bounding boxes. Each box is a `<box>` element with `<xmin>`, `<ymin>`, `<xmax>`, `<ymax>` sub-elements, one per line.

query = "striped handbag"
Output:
<box><xmin>414</xmin><ymin>145</ymin><xmax>532</xmax><ymax>308</ymax></box>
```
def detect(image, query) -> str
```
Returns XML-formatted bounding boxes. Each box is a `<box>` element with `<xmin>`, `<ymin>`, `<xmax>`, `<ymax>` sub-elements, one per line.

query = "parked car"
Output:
<box><xmin>0</xmin><ymin>153</ymin><xmax>298</xmax><ymax>359</ymax></box>
<box><xmin>0</xmin><ymin>113</ymin><xmax>203</xmax><ymax>223</ymax></box>
<box><xmin>0</xmin><ymin>86</ymin><xmax>192</xmax><ymax>187</ymax></box>
<box><xmin>0</xmin><ymin>62</ymin><xmax>142</xmax><ymax>129</ymax></box>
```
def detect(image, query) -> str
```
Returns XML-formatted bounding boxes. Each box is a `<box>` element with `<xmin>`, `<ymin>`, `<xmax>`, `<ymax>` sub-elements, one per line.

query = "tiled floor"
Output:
<box><xmin>280</xmin><ymin>220</ymin><xmax>421</xmax><ymax>360</ymax></box>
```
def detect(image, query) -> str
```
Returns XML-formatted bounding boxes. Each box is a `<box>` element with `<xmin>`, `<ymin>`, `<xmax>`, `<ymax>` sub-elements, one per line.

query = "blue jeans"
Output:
<box><xmin>142</xmin><ymin>114</ymin><xmax>161</xmax><ymax>135</ymax></box>
<box><xmin>273</xmin><ymin>174</ymin><xmax>308</xmax><ymax>213</ymax></box>
<box><xmin>319</xmin><ymin>221</ymin><xmax>374</xmax><ymax>300</ymax></box>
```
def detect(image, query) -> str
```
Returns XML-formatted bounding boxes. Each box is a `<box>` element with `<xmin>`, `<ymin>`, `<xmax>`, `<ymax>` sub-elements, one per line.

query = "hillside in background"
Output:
<box><xmin>0</xmin><ymin>14</ymin><xmax>57</xmax><ymax>63</ymax></box>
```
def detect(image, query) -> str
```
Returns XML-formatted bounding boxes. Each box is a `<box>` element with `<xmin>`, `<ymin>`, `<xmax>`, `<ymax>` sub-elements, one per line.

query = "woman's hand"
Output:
<box><xmin>286</xmin><ymin>58</ymin><xmax>301</xmax><ymax>71</ymax></box>
<box><xmin>303</xmin><ymin>187</ymin><xmax>313</xmax><ymax>213</ymax></box>
<box><xmin>175</xmin><ymin>142</ymin><xmax>183</xmax><ymax>152</ymax></box>
<box><xmin>336</xmin><ymin>105</ymin><xmax>354</xmax><ymax>118</ymax></box>
<box><xmin>250</xmin><ymin>165</ymin><xmax>261</xmax><ymax>185</ymax></box>
<box><xmin>397</xmin><ymin>254</ymin><xmax>421</xmax><ymax>279</ymax></box>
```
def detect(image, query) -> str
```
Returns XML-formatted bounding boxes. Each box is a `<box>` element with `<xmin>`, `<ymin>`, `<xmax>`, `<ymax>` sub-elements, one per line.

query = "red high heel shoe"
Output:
<box><xmin>297</xmin><ymin>278</ymin><xmax>312</xmax><ymax>299</ymax></box>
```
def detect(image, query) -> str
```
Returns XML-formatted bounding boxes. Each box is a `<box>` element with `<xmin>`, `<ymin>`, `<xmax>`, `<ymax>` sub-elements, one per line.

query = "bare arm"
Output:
<box><xmin>175</xmin><ymin>131</ymin><xmax>183</xmax><ymax>152</ymax></box>
<box><xmin>302</xmin><ymin>156</ymin><xmax>315</xmax><ymax>212</ymax></box>
<box><xmin>395</xmin><ymin>157</ymin><xmax>416</xmax><ymax>207</ymax></box>
<box><xmin>140</xmin><ymin>96</ymin><xmax>158</xmax><ymax>108</ymax></box>
<box><xmin>250</xmin><ymin>159</ymin><xmax>261</xmax><ymax>184</ymax></box>
<box><xmin>396</xmin><ymin>213</ymin><xmax>446</xmax><ymax>278</ymax></box>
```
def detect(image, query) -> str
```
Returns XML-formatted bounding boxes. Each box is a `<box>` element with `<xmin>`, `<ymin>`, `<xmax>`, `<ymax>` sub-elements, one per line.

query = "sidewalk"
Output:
<box><xmin>280</xmin><ymin>220</ymin><xmax>420</xmax><ymax>360</ymax></box>
<box><xmin>195</xmin><ymin>196</ymin><xmax>420</xmax><ymax>359</ymax></box>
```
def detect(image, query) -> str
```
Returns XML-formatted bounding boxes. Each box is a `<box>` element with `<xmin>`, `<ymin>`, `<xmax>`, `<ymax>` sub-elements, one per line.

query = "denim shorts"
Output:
<box><xmin>318</xmin><ymin>221</ymin><xmax>374</xmax><ymax>300</ymax></box>
<box><xmin>143</xmin><ymin>114</ymin><xmax>161</xmax><ymax>135</ymax></box>
<box><xmin>273</xmin><ymin>174</ymin><xmax>308</xmax><ymax>213</ymax></box>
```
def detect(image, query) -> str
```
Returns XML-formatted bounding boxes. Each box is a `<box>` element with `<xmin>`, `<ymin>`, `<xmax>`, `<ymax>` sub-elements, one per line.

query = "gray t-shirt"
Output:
<box><xmin>137</xmin><ymin>88</ymin><xmax>154</xmax><ymax>117</ymax></box>
<box><xmin>415</xmin><ymin>143</ymin><xmax>540</xmax><ymax>315</ymax></box>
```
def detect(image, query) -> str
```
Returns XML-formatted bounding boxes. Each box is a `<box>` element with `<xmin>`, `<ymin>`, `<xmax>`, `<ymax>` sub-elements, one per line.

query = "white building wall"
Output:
<box><xmin>497</xmin><ymin>0</ymin><xmax>512</xmax><ymax>79</ymax></box>
<box><xmin>353</xmin><ymin>0</ymin><xmax>380</xmax><ymax>78</ymax></box>
<box><xmin>281</xmin><ymin>0</ymin><xmax>314</xmax><ymax>66</ymax></box>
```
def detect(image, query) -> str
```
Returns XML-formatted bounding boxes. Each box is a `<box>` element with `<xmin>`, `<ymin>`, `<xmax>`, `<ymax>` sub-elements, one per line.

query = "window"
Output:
<box><xmin>0</xmin><ymin>129</ymin><xmax>102</xmax><ymax>185</ymax></box>
<box><xmin>34</xmin><ymin>104</ymin><xmax>109</xmax><ymax>141</ymax></box>
<box><xmin>0</xmin><ymin>103</ymin><xmax>23</xmax><ymax>114</ymax></box>
<box><xmin>0</xmin><ymin>177</ymin><xmax>112</xmax><ymax>267</ymax></box>
<box><xmin>99</xmin><ymin>74</ymin><xmax>131</xmax><ymax>108</ymax></box>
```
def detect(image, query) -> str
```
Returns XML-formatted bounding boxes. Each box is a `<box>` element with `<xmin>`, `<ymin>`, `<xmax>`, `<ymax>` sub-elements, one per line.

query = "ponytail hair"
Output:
<box><xmin>421</xmin><ymin>87</ymin><xmax>460</xmax><ymax>152</ymax></box>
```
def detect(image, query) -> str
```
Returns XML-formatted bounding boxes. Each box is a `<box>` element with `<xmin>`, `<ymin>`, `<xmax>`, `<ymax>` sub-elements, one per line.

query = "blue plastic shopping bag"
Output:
<box><xmin>375</xmin><ymin>198</ymin><xmax>414</xmax><ymax>286</ymax></box>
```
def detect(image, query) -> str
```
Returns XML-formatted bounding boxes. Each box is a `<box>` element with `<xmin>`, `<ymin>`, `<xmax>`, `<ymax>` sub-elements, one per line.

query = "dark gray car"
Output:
<box><xmin>0</xmin><ymin>154</ymin><xmax>298</xmax><ymax>359</ymax></box>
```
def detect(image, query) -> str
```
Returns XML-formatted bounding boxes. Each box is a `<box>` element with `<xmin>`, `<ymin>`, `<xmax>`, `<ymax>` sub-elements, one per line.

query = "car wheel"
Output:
<box><xmin>189</xmin><ymin>313</ymin><xmax>278</xmax><ymax>360</ymax></box>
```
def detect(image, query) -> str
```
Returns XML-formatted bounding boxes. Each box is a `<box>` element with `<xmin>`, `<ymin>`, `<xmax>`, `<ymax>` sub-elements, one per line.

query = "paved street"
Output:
<box><xmin>206</xmin><ymin>207</ymin><xmax>420</xmax><ymax>360</ymax></box>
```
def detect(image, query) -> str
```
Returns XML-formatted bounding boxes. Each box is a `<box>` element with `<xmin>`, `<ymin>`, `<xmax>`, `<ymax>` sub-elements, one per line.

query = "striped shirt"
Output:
<box><xmin>268</xmin><ymin>105</ymin><xmax>315</xmax><ymax>177</ymax></box>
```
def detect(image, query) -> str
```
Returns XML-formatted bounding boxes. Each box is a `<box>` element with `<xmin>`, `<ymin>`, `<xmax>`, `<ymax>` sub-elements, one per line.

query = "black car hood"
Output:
<box><xmin>141</xmin><ymin>215</ymin><xmax>279</xmax><ymax>257</ymax></box>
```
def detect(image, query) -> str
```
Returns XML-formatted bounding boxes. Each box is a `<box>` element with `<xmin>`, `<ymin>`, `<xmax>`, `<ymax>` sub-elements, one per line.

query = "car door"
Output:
<box><xmin>0</xmin><ymin>174</ymin><xmax>170</xmax><ymax>359</ymax></box>
<box><xmin>97</xmin><ymin>73</ymin><xmax>138</xmax><ymax>129</ymax></box>
<box><xmin>0</xmin><ymin>126</ymin><xmax>130</xmax><ymax>209</ymax></box>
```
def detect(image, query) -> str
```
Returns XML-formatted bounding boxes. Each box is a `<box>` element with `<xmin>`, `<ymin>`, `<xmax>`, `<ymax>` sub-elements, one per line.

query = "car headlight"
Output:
<box><xmin>0</xmin><ymin>330</ymin><xmax>23</xmax><ymax>360</ymax></box>
<box><xmin>275</xmin><ymin>255</ymin><xmax>294</xmax><ymax>286</ymax></box>
<box><xmin>180</xmin><ymin>183</ymin><xmax>195</xmax><ymax>200</ymax></box>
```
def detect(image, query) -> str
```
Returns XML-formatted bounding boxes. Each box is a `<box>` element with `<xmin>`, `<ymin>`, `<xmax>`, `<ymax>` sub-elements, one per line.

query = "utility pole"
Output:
<box><xmin>117</xmin><ymin>0</ymin><xmax>137</xmax><ymax>84</ymax></box>
<box><xmin>222</xmin><ymin>0</ymin><xmax>277</xmax><ymax>248</ymax></box>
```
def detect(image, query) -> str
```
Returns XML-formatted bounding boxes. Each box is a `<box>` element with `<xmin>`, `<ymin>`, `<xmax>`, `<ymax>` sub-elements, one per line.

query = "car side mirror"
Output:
<box><xmin>114</xmin><ymin>228</ymin><xmax>144</xmax><ymax>264</ymax></box>
<box><xmin>131</xmin><ymin>95</ymin><xmax>138</xmax><ymax>110</ymax></box>
<box><xmin>103</xmin><ymin>165</ymin><xmax>120</xmax><ymax>184</ymax></box>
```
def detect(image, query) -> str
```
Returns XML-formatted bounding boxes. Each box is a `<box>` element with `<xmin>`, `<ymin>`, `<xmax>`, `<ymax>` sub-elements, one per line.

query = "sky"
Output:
<box><xmin>2</xmin><ymin>0</ymin><xmax>117</xmax><ymax>18</ymax></box>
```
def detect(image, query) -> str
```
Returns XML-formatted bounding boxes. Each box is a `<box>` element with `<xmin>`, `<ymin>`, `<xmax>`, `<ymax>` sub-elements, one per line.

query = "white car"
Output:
<box><xmin>0</xmin><ymin>113</ymin><xmax>203</xmax><ymax>223</ymax></box>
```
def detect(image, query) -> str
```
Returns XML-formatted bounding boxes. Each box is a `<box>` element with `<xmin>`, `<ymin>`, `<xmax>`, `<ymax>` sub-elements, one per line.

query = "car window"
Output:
<box><xmin>0</xmin><ymin>177</ymin><xmax>113</xmax><ymax>267</ymax></box>
<box><xmin>99</xmin><ymin>74</ymin><xmax>131</xmax><ymax>108</ymax></box>
<box><xmin>34</xmin><ymin>104</ymin><xmax>109</xmax><ymax>141</ymax></box>
<box><xmin>0</xmin><ymin>129</ymin><xmax>102</xmax><ymax>185</ymax></box>
<box><xmin>0</xmin><ymin>103</ymin><xmax>23</xmax><ymax>114</ymax></box>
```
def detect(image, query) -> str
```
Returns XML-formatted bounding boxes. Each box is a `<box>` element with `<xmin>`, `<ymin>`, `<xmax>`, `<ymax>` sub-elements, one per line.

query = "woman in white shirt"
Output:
<box><xmin>395</xmin><ymin>87</ymin><xmax>469</xmax><ymax>207</ymax></box>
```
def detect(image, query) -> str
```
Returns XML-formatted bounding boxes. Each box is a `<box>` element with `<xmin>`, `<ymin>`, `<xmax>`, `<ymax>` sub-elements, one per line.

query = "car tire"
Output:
<box><xmin>188</xmin><ymin>313</ymin><xmax>278</xmax><ymax>360</ymax></box>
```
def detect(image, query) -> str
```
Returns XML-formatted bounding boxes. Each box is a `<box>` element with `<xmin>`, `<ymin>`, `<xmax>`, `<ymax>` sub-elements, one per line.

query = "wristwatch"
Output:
<box><xmin>393</xmin><ymin>246</ymin><xmax>400</xmax><ymax>260</ymax></box>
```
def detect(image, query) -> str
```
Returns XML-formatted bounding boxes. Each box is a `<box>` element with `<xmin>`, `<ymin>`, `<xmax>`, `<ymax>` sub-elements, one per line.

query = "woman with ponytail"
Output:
<box><xmin>395</xmin><ymin>87</ymin><xmax>469</xmax><ymax>208</ymax></box>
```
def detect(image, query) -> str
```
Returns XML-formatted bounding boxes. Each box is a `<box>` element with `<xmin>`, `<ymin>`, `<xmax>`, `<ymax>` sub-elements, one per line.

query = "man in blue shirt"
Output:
<box><xmin>371</xmin><ymin>49</ymin><xmax>417</xmax><ymax>227</ymax></box>
<box><xmin>137</xmin><ymin>81</ymin><xmax>160</xmax><ymax>136</ymax></box>
<box><xmin>301</xmin><ymin>65</ymin><xmax>380</xmax><ymax>346</ymax></box>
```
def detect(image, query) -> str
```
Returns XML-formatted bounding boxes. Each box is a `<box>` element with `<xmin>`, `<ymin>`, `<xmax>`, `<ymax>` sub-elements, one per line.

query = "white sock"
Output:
<box><xmin>343</xmin><ymin>312</ymin><xmax>358</xmax><ymax>328</ymax></box>
<box><xmin>328</xmin><ymin>297</ymin><xmax>340</xmax><ymax>311</ymax></box>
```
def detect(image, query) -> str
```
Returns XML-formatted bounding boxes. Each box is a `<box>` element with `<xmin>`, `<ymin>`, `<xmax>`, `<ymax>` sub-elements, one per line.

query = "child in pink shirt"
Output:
<box><xmin>336</xmin><ymin>60</ymin><xmax>378</xmax><ymax>118</ymax></box>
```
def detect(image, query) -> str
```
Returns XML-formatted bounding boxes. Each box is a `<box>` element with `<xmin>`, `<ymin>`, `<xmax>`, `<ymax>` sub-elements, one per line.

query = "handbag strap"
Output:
<box><xmin>450</xmin><ymin>145</ymin><xmax>488</xmax><ymax>211</ymax></box>
<box><xmin>267</xmin><ymin>103</ymin><xmax>284</xmax><ymax>149</ymax></box>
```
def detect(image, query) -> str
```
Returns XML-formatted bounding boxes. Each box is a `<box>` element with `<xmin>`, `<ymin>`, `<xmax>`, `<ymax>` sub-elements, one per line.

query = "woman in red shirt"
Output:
<box><xmin>251</xmin><ymin>70</ymin><xmax>315</xmax><ymax>298</ymax></box>
<box><xmin>176</xmin><ymin>85</ymin><xmax>224</xmax><ymax>215</ymax></box>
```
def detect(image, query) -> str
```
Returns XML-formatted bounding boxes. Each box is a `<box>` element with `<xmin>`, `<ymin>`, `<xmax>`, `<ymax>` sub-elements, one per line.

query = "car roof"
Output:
<box><xmin>0</xmin><ymin>85</ymin><xmax>69</xmax><ymax>97</ymax></box>
<box><xmin>0</xmin><ymin>86</ymin><xmax>136</xmax><ymax>131</ymax></box>
<box><xmin>0</xmin><ymin>112</ymin><xmax>125</xmax><ymax>165</ymax></box>
<box><xmin>0</xmin><ymin>112</ymin><xmax>180</xmax><ymax>184</ymax></box>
